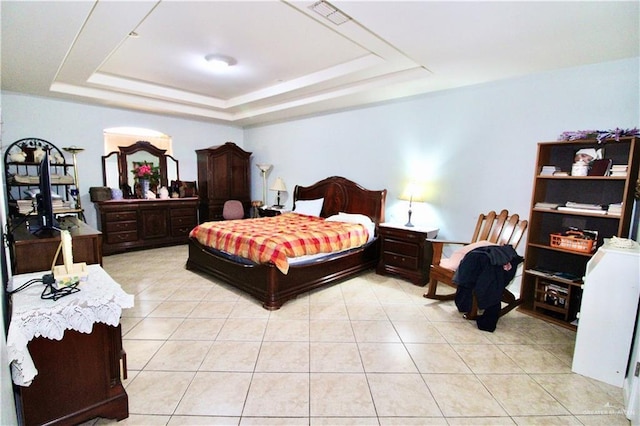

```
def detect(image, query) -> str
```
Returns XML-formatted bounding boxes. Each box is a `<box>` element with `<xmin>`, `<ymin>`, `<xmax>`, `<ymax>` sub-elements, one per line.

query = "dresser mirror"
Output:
<box><xmin>101</xmin><ymin>141</ymin><xmax>179</xmax><ymax>198</ymax></box>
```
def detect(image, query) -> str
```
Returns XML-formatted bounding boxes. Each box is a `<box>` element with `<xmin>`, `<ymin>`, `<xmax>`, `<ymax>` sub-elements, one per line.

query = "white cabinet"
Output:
<box><xmin>625</xmin><ymin>317</ymin><xmax>640</xmax><ymax>423</ymax></box>
<box><xmin>571</xmin><ymin>238</ymin><xmax>640</xmax><ymax>388</ymax></box>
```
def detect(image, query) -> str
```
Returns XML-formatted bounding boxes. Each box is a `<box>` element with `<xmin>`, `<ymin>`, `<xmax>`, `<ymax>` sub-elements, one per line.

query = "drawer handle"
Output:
<box><xmin>121</xmin><ymin>349</ymin><xmax>128</xmax><ymax>380</ymax></box>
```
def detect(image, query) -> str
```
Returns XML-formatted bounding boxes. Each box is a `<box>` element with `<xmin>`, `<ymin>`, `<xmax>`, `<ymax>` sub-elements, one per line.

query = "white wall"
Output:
<box><xmin>245</xmin><ymin>58</ymin><xmax>639</xmax><ymax>241</ymax></box>
<box><xmin>0</xmin><ymin>93</ymin><xmax>244</xmax><ymax>229</ymax></box>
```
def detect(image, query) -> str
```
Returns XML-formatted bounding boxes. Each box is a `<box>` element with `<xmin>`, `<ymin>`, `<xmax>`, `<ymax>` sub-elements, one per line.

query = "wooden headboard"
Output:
<box><xmin>293</xmin><ymin>176</ymin><xmax>387</xmax><ymax>224</ymax></box>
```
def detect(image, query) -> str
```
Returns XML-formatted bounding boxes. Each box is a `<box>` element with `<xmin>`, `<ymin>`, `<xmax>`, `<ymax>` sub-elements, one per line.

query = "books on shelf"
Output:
<box><xmin>564</xmin><ymin>201</ymin><xmax>604</xmax><ymax>210</ymax></box>
<box><xmin>540</xmin><ymin>165</ymin><xmax>560</xmax><ymax>176</ymax></box>
<box><xmin>607</xmin><ymin>202</ymin><xmax>623</xmax><ymax>216</ymax></box>
<box><xmin>14</xmin><ymin>198</ymin><xmax>71</xmax><ymax>215</ymax></box>
<box><xmin>557</xmin><ymin>201</ymin><xmax>606</xmax><ymax>215</ymax></box>
<box><xmin>609</xmin><ymin>164</ymin><xmax>628</xmax><ymax>177</ymax></box>
<box><xmin>16</xmin><ymin>199</ymin><xmax>36</xmax><ymax>215</ymax></box>
<box><xmin>534</xmin><ymin>202</ymin><xmax>560</xmax><ymax>210</ymax></box>
<box><xmin>557</xmin><ymin>206</ymin><xmax>607</xmax><ymax>215</ymax></box>
<box><xmin>587</xmin><ymin>158</ymin><xmax>612</xmax><ymax>176</ymax></box>
<box><xmin>527</xmin><ymin>268</ymin><xmax>582</xmax><ymax>283</ymax></box>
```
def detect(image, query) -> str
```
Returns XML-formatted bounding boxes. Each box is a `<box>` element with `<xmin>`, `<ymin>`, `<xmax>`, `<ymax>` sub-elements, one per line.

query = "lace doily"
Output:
<box><xmin>7</xmin><ymin>265</ymin><xmax>134</xmax><ymax>386</ymax></box>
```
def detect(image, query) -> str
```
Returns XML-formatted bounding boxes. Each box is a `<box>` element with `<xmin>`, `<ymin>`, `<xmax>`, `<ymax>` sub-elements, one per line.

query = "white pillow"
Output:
<box><xmin>439</xmin><ymin>240</ymin><xmax>497</xmax><ymax>271</ymax></box>
<box><xmin>326</xmin><ymin>212</ymin><xmax>374</xmax><ymax>227</ymax></box>
<box><xmin>293</xmin><ymin>198</ymin><xmax>324</xmax><ymax>216</ymax></box>
<box><xmin>326</xmin><ymin>212</ymin><xmax>375</xmax><ymax>243</ymax></box>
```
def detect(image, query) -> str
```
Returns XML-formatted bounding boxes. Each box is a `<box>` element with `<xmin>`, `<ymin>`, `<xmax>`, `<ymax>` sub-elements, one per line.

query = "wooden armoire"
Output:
<box><xmin>196</xmin><ymin>142</ymin><xmax>252</xmax><ymax>222</ymax></box>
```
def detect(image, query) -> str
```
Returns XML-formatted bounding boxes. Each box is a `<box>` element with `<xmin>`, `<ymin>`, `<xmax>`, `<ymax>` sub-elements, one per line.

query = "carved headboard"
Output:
<box><xmin>293</xmin><ymin>176</ymin><xmax>386</xmax><ymax>224</ymax></box>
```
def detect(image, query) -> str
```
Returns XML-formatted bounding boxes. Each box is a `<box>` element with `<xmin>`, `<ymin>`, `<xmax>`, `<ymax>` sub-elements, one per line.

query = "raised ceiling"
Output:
<box><xmin>2</xmin><ymin>1</ymin><xmax>638</xmax><ymax>127</ymax></box>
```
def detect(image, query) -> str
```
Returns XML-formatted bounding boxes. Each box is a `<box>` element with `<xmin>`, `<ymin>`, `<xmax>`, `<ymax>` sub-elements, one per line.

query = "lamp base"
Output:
<box><xmin>405</xmin><ymin>209</ymin><xmax>414</xmax><ymax>227</ymax></box>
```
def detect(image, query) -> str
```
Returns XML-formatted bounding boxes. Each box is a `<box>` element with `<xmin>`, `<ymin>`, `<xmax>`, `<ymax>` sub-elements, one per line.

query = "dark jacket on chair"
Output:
<box><xmin>453</xmin><ymin>245</ymin><xmax>523</xmax><ymax>331</ymax></box>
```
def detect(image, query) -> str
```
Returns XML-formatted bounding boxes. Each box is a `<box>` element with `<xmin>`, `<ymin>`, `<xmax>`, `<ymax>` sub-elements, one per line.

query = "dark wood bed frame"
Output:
<box><xmin>186</xmin><ymin>176</ymin><xmax>387</xmax><ymax>309</ymax></box>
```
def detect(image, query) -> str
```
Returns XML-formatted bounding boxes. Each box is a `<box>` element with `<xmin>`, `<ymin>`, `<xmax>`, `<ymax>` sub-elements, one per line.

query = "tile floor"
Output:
<box><xmin>88</xmin><ymin>245</ymin><xmax>629</xmax><ymax>426</ymax></box>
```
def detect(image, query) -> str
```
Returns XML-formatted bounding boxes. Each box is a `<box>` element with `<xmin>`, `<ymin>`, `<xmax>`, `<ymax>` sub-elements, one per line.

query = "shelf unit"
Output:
<box><xmin>519</xmin><ymin>136</ymin><xmax>639</xmax><ymax>330</ymax></box>
<box><xmin>4</xmin><ymin>138</ymin><xmax>81</xmax><ymax>218</ymax></box>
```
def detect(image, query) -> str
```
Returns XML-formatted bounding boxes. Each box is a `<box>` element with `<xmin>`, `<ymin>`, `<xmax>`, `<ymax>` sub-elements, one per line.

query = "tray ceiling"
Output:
<box><xmin>2</xmin><ymin>1</ymin><xmax>638</xmax><ymax>127</ymax></box>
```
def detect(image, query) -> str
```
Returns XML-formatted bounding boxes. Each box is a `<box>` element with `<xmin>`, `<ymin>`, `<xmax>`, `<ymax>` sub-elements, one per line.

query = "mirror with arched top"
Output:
<box><xmin>101</xmin><ymin>141</ymin><xmax>179</xmax><ymax>199</ymax></box>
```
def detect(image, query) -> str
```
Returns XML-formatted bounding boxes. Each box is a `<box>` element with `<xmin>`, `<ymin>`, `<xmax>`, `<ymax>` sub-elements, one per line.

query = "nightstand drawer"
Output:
<box><xmin>384</xmin><ymin>239</ymin><xmax>419</xmax><ymax>257</ymax></box>
<box><xmin>379</xmin><ymin>227</ymin><xmax>422</xmax><ymax>241</ymax></box>
<box><xmin>383</xmin><ymin>252</ymin><xmax>418</xmax><ymax>270</ymax></box>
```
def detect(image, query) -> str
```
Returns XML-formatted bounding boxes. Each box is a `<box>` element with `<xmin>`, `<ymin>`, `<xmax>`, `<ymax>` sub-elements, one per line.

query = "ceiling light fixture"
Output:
<box><xmin>205</xmin><ymin>54</ymin><xmax>237</xmax><ymax>70</ymax></box>
<box><xmin>310</xmin><ymin>0</ymin><xmax>351</xmax><ymax>25</ymax></box>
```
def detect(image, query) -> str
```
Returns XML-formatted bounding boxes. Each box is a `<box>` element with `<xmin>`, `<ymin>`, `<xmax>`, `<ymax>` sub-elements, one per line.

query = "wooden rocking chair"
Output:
<box><xmin>423</xmin><ymin>209</ymin><xmax>528</xmax><ymax>319</ymax></box>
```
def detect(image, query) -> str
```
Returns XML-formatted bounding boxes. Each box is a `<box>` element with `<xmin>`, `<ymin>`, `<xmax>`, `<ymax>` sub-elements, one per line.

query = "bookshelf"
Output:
<box><xmin>518</xmin><ymin>136</ymin><xmax>639</xmax><ymax>329</ymax></box>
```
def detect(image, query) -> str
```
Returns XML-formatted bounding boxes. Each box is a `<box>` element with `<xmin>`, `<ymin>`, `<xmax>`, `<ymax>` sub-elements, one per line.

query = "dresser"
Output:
<box><xmin>96</xmin><ymin>198</ymin><xmax>198</xmax><ymax>254</ymax></box>
<box><xmin>376</xmin><ymin>223</ymin><xmax>439</xmax><ymax>286</ymax></box>
<box><xmin>196</xmin><ymin>142</ymin><xmax>251</xmax><ymax>222</ymax></box>
<box><xmin>10</xmin><ymin>216</ymin><xmax>102</xmax><ymax>274</ymax></box>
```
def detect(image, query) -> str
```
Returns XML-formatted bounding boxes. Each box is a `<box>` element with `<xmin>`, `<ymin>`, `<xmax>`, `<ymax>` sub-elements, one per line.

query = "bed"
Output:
<box><xmin>186</xmin><ymin>176</ymin><xmax>387</xmax><ymax>309</ymax></box>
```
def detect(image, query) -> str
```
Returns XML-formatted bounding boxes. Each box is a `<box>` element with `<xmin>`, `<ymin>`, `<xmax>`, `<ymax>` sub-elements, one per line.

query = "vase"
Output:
<box><xmin>140</xmin><ymin>178</ymin><xmax>150</xmax><ymax>198</ymax></box>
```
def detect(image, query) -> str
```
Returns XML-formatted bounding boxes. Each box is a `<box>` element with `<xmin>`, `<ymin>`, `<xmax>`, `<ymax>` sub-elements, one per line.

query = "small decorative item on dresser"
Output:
<box><xmin>140</xmin><ymin>178</ymin><xmax>151</xmax><ymax>198</ymax></box>
<box><xmin>111</xmin><ymin>188</ymin><xmax>123</xmax><ymax>200</ymax></box>
<box><xmin>89</xmin><ymin>187</ymin><xmax>112</xmax><ymax>202</ymax></box>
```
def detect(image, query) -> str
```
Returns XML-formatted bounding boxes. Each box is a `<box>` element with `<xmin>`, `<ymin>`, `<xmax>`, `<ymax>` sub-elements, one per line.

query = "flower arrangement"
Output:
<box><xmin>558</xmin><ymin>127</ymin><xmax>639</xmax><ymax>143</ymax></box>
<box><xmin>132</xmin><ymin>161</ymin><xmax>160</xmax><ymax>183</ymax></box>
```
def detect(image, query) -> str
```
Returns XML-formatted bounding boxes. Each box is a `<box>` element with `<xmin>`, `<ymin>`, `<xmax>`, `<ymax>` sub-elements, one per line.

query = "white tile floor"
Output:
<box><xmin>86</xmin><ymin>245</ymin><xmax>630</xmax><ymax>425</ymax></box>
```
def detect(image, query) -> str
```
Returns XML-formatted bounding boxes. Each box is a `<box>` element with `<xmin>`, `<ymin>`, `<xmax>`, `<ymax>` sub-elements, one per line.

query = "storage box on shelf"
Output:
<box><xmin>518</xmin><ymin>136</ymin><xmax>639</xmax><ymax>330</ymax></box>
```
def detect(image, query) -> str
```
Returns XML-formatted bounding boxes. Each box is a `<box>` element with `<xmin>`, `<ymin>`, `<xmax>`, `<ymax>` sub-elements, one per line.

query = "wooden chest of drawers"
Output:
<box><xmin>96</xmin><ymin>198</ymin><xmax>198</xmax><ymax>255</ymax></box>
<box><xmin>376</xmin><ymin>223</ymin><xmax>439</xmax><ymax>286</ymax></box>
<box><xmin>170</xmin><ymin>207</ymin><xmax>198</xmax><ymax>237</ymax></box>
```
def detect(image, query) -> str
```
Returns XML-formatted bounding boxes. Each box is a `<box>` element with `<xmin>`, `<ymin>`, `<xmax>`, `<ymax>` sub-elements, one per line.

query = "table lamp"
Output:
<box><xmin>398</xmin><ymin>182</ymin><xmax>425</xmax><ymax>227</ymax></box>
<box><xmin>256</xmin><ymin>163</ymin><xmax>272</xmax><ymax>205</ymax></box>
<box><xmin>270</xmin><ymin>177</ymin><xmax>287</xmax><ymax>208</ymax></box>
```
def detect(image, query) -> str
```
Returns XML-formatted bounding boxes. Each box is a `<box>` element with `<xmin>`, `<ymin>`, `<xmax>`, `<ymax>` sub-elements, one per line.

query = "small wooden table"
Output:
<box><xmin>10</xmin><ymin>216</ymin><xmax>102</xmax><ymax>274</ymax></box>
<box><xmin>7</xmin><ymin>265</ymin><xmax>133</xmax><ymax>425</ymax></box>
<box><xmin>376</xmin><ymin>223</ymin><xmax>439</xmax><ymax>286</ymax></box>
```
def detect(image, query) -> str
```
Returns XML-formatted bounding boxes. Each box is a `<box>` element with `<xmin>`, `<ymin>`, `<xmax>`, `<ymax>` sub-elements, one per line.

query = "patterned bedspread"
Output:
<box><xmin>189</xmin><ymin>213</ymin><xmax>370</xmax><ymax>274</ymax></box>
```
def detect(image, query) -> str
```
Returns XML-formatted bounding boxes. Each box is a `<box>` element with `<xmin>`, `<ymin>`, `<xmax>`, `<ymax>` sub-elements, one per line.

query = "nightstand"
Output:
<box><xmin>376</xmin><ymin>223</ymin><xmax>439</xmax><ymax>286</ymax></box>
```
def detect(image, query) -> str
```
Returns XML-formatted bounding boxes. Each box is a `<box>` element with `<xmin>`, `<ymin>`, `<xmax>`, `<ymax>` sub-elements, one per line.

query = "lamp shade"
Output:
<box><xmin>270</xmin><ymin>177</ymin><xmax>287</xmax><ymax>192</ymax></box>
<box><xmin>256</xmin><ymin>163</ymin><xmax>272</xmax><ymax>173</ymax></box>
<box><xmin>398</xmin><ymin>182</ymin><xmax>426</xmax><ymax>203</ymax></box>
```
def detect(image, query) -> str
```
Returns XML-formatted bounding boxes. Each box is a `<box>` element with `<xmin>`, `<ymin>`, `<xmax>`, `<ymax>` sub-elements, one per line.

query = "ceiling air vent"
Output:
<box><xmin>310</xmin><ymin>1</ymin><xmax>352</xmax><ymax>25</ymax></box>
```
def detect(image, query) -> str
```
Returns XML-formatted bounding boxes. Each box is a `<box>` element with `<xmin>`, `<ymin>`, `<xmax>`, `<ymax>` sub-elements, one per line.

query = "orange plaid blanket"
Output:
<box><xmin>189</xmin><ymin>213</ymin><xmax>369</xmax><ymax>274</ymax></box>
